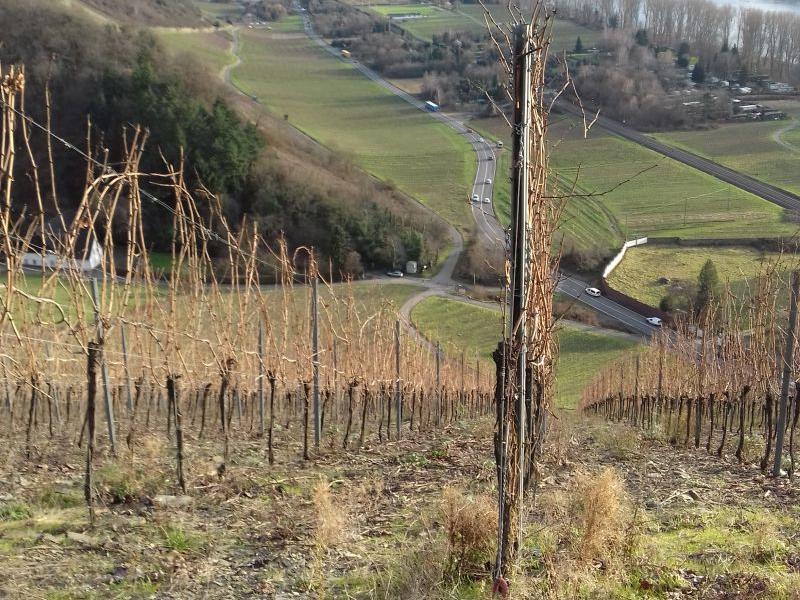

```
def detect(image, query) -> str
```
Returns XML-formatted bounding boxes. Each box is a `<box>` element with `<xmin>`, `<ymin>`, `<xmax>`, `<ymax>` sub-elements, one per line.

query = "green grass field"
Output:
<box><xmin>194</xmin><ymin>1</ymin><xmax>243</xmax><ymax>20</ymax></box>
<box><xmin>230</xmin><ymin>17</ymin><xmax>475</xmax><ymax>232</ymax></box>
<box><xmin>653</xmin><ymin>100</ymin><xmax>800</xmax><ymax>197</ymax></box>
<box><xmin>410</xmin><ymin>296</ymin><xmax>637</xmax><ymax>408</ymax></box>
<box><xmin>368</xmin><ymin>3</ymin><xmax>601</xmax><ymax>52</ymax></box>
<box><xmin>157</xmin><ymin>28</ymin><xmax>235</xmax><ymax>75</ymax></box>
<box><xmin>471</xmin><ymin>114</ymin><xmax>797</xmax><ymax>256</ymax></box>
<box><xmin>607</xmin><ymin>245</ymin><xmax>797</xmax><ymax>308</ymax></box>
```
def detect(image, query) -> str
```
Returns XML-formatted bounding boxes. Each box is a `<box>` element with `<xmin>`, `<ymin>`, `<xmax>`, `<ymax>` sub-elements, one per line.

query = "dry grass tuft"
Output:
<box><xmin>313</xmin><ymin>478</ymin><xmax>346</xmax><ymax>549</ymax></box>
<box><xmin>575</xmin><ymin>468</ymin><xmax>628</xmax><ymax>562</ymax></box>
<box><xmin>440</xmin><ymin>486</ymin><xmax>495</xmax><ymax>578</ymax></box>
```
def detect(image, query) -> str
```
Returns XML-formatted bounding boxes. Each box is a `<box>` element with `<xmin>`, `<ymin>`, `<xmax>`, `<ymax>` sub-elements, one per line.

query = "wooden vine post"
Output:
<box><xmin>91</xmin><ymin>278</ymin><xmax>117</xmax><ymax>455</ymax></box>
<box><xmin>773</xmin><ymin>270</ymin><xmax>800</xmax><ymax>477</ymax></box>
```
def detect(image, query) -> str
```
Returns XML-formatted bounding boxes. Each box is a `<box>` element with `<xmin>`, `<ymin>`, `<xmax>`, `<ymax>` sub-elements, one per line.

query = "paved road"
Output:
<box><xmin>300</xmin><ymin>14</ymin><xmax>657</xmax><ymax>339</ymax></box>
<box><xmin>557</xmin><ymin>275</ymin><xmax>659</xmax><ymax>336</ymax></box>
<box><xmin>556</xmin><ymin>100</ymin><xmax>800</xmax><ymax>212</ymax></box>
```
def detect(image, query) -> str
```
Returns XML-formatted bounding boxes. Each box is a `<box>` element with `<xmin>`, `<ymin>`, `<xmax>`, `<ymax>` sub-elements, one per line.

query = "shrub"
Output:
<box><xmin>0</xmin><ymin>502</ymin><xmax>33</xmax><ymax>521</ymax></box>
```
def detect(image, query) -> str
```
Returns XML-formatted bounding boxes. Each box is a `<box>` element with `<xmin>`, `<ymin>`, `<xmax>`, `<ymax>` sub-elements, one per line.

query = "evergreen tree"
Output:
<box><xmin>691</xmin><ymin>62</ymin><xmax>706</xmax><ymax>83</ymax></box>
<box><xmin>634</xmin><ymin>29</ymin><xmax>649</xmax><ymax>46</ymax></box>
<box><xmin>696</xmin><ymin>259</ymin><xmax>720</xmax><ymax>315</ymax></box>
<box><xmin>574</xmin><ymin>36</ymin><xmax>584</xmax><ymax>53</ymax></box>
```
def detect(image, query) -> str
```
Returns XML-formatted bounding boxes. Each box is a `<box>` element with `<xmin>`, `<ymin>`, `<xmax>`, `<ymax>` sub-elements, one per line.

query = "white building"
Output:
<box><xmin>20</xmin><ymin>215</ymin><xmax>103</xmax><ymax>272</ymax></box>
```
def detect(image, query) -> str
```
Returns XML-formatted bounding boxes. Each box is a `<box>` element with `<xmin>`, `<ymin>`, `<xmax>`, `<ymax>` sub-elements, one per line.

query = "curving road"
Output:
<box><xmin>301</xmin><ymin>14</ymin><xmax>661</xmax><ymax>338</ymax></box>
<box><xmin>556</xmin><ymin>100</ymin><xmax>800</xmax><ymax>212</ymax></box>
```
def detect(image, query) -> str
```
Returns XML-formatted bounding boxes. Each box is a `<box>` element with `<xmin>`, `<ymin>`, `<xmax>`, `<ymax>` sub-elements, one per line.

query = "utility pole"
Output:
<box><xmin>774</xmin><ymin>270</ymin><xmax>799</xmax><ymax>477</ymax></box>
<box><xmin>312</xmin><ymin>277</ymin><xmax>321</xmax><ymax>448</ymax></box>
<box><xmin>509</xmin><ymin>20</ymin><xmax>531</xmax><ymax>558</ymax></box>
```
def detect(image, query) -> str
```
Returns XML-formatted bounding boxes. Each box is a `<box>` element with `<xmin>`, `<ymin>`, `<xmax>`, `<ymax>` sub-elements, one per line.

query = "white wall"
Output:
<box><xmin>602</xmin><ymin>237</ymin><xmax>647</xmax><ymax>279</ymax></box>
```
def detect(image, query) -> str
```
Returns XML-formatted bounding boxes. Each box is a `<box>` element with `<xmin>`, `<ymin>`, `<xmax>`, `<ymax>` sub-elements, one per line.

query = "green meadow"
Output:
<box><xmin>410</xmin><ymin>296</ymin><xmax>637</xmax><ymax>409</ymax></box>
<box><xmin>230</xmin><ymin>17</ymin><xmax>476</xmax><ymax>232</ymax></box>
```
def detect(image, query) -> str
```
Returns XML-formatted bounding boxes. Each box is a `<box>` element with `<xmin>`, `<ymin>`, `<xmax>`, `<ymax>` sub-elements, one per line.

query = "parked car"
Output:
<box><xmin>471</xmin><ymin>193</ymin><xmax>479</xmax><ymax>202</ymax></box>
<box><xmin>483</xmin><ymin>197</ymin><xmax>491</xmax><ymax>204</ymax></box>
<box><xmin>646</xmin><ymin>317</ymin><xmax>662</xmax><ymax>327</ymax></box>
<box><xmin>584</xmin><ymin>287</ymin><xmax>601</xmax><ymax>297</ymax></box>
<box><xmin>485</xmin><ymin>177</ymin><xmax>492</xmax><ymax>184</ymax></box>
<box><xmin>386</xmin><ymin>270</ymin><xmax>404</xmax><ymax>278</ymax></box>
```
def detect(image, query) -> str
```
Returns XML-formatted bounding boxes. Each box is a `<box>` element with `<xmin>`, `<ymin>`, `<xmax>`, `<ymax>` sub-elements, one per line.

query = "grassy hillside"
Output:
<box><xmin>608</xmin><ymin>245</ymin><xmax>797</xmax><ymax>308</ymax></box>
<box><xmin>77</xmin><ymin>0</ymin><xmax>203</xmax><ymax>26</ymax></box>
<box><xmin>157</xmin><ymin>29</ymin><xmax>235</xmax><ymax>75</ymax></box>
<box><xmin>653</xmin><ymin>100</ymin><xmax>800</xmax><ymax>197</ymax></box>
<box><xmin>410</xmin><ymin>296</ymin><xmax>638</xmax><ymax>409</ymax></box>
<box><xmin>231</xmin><ymin>16</ymin><xmax>476</xmax><ymax>233</ymax></box>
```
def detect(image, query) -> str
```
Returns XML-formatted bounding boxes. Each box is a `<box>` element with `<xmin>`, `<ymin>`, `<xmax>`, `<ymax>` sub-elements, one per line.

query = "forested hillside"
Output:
<box><xmin>0</xmin><ymin>0</ymin><xmax>445</xmax><ymax>277</ymax></box>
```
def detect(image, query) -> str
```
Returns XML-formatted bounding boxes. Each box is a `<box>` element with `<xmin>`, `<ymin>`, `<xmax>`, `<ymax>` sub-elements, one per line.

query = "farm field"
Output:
<box><xmin>194</xmin><ymin>0</ymin><xmax>243</xmax><ymax>20</ymax></box>
<box><xmin>156</xmin><ymin>28</ymin><xmax>235</xmax><ymax>76</ymax></box>
<box><xmin>654</xmin><ymin>100</ymin><xmax>800</xmax><ymax>197</ymax></box>
<box><xmin>410</xmin><ymin>296</ymin><xmax>638</xmax><ymax>408</ymax></box>
<box><xmin>607</xmin><ymin>245</ymin><xmax>797</xmax><ymax>308</ymax></box>
<box><xmin>367</xmin><ymin>2</ymin><xmax>601</xmax><ymax>52</ymax></box>
<box><xmin>230</xmin><ymin>17</ymin><xmax>476</xmax><ymax>233</ymax></box>
<box><xmin>471</xmin><ymin>114</ymin><xmax>797</xmax><ymax>256</ymax></box>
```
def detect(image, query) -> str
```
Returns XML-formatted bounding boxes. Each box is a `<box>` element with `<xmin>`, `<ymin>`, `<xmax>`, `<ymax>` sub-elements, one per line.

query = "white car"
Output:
<box><xmin>471</xmin><ymin>193</ymin><xmax>479</xmax><ymax>202</ymax></box>
<box><xmin>584</xmin><ymin>287</ymin><xmax>601</xmax><ymax>297</ymax></box>
<box><xmin>386</xmin><ymin>270</ymin><xmax>404</xmax><ymax>278</ymax></box>
<box><xmin>483</xmin><ymin>197</ymin><xmax>491</xmax><ymax>204</ymax></box>
<box><xmin>646</xmin><ymin>317</ymin><xmax>662</xmax><ymax>327</ymax></box>
<box><xmin>484</xmin><ymin>178</ymin><xmax>492</xmax><ymax>184</ymax></box>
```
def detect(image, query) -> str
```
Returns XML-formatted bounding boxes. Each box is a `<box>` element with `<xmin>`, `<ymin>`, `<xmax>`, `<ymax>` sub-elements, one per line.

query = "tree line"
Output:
<box><xmin>554</xmin><ymin>0</ymin><xmax>800</xmax><ymax>83</ymax></box>
<box><xmin>308</xmin><ymin>0</ymin><xmax>505</xmax><ymax>108</ymax></box>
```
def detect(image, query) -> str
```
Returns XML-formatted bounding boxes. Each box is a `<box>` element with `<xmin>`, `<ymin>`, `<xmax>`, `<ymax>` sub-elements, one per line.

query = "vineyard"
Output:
<box><xmin>0</xmin><ymin>66</ymin><xmax>493</xmax><ymax>525</ymax></box>
<box><xmin>581</xmin><ymin>267</ymin><xmax>800</xmax><ymax>477</ymax></box>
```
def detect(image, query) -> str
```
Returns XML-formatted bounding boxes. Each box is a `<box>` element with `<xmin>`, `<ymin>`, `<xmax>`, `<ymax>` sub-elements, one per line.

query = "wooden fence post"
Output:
<box><xmin>120</xmin><ymin>324</ymin><xmax>133</xmax><ymax>416</ymax></box>
<box><xmin>258</xmin><ymin>321</ymin><xmax>265</xmax><ymax>437</ymax></box>
<box><xmin>91</xmin><ymin>278</ymin><xmax>117</xmax><ymax>455</ymax></box>
<box><xmin>312</xmin><ymin>277</ymin><xmax>321</xmax><ymax>449</ymax></box>
<box><xmin>773</xmin><ymin>271</ymin><xmax>800</xmax><ymax>477</ymax></box>
<box><xmin>435</xmin><ymin>341</ymin><xmax>441</xmax><ymax>427</ymax></box>
<box><xmin>395</xmin><ymin>319</ymin><xmax>401</xmax><ymax>438</ymax></box>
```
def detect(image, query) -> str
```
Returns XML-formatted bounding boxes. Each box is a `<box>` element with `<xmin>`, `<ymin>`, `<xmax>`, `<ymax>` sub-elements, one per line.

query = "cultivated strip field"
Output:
<box><xmin>366</xmin><ymin>2</ymin><xmax>601</xmax><ymax>52</ymax></box>
<box><xmin>472</xmin><ymin>115</ymin><xmax>797</xmax><ymax>255</ymax></box>
<box><xmin>230</xmin><ymin>16</ymin><xmax>476</xmax><ymax>232</ymax></box>
<box><xmin>654</xmin><ymin>100</ymin><xmax>800</xmax><ymax>198</ymax></box>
